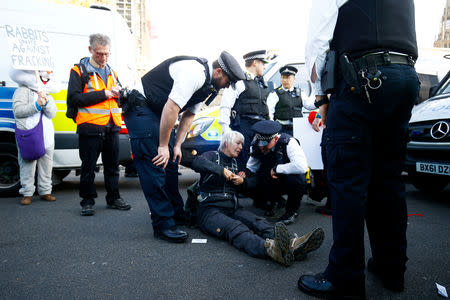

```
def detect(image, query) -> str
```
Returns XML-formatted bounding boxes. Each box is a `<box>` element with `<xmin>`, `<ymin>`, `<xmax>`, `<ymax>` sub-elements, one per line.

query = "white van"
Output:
<box><xmin>0</xmin><ymin>0</ymin><xmax>137</xmax><ymax>196</ymax></box>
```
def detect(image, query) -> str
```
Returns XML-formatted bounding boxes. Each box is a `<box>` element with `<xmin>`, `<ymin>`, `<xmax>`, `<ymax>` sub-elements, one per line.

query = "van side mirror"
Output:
<box><xmin>429</xmin><ymin>85</ymin><xmax>438</xmax><ymax>98</ymax></box>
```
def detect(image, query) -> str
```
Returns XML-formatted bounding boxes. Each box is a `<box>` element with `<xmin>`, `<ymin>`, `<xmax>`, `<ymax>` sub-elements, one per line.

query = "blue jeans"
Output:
<box><xmin>124</xmin><ymin>104</ymin><xmax>184</xmax><ymax>230</ymax></box>
<box><xmin>323</xmin><ymin>64</ymin><xmax>419</xmax><ymax>287</ymax></box>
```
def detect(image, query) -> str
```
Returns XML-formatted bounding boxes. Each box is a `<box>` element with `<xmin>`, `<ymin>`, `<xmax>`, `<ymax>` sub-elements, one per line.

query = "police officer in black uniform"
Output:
<box><xmin>218</xmin><ymin>50</ymin><xmax>270</xmax><ymax>170</ymax></box>
<box><xmin>298</xmin><ymin>0</ymin><xmax>419</xmax><ymax>298</ymax></box>
<box><xmin>191</xmin><ymin>130</ymin><xmax>324</xmax><ymax>266</ymax></box>
<box><xmin>121</xmin><ymin>51</ymin><xmax>245</xmax><ymax>243</ymax></box>
<box><xmin>267</xmin><ymin>65</ymin><xmax>304</xmax><ymax>136</ymax></box>
<box><xmin>245</xmin><ymin>120</ymin><xmax>308</xmax><ymax>224</ymax></box>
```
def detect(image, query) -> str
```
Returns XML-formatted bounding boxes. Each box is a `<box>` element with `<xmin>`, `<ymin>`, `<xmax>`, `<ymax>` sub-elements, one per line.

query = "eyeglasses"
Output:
<box><xmin>93</xmin><ymin>50</ymin><xmax>110</xmax><ymax>57</ymax></box>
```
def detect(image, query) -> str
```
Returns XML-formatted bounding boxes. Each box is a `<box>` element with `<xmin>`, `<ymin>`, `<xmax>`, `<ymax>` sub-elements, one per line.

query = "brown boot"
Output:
<box><xmin>20</xmin><ymin>196</ymin><xmax>32</xmax><ymax>205</ymax></box>
<box><xmin>40</xmin><ymin>194</ymin><xmax>56</xmax><ymax>201</ymax></box>
<box><xmin>290</xmin><ymin>227</ymin><xmax>324</xmax><ymax>261</ymax></box>
<box><xmin>265</xmin><ymin>222</ymin><xmax>294</xmax><ymax>267</ymax></box>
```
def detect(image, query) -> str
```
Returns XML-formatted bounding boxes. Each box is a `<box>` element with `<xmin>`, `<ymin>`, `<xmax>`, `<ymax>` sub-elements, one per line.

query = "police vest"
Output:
<box><xmin>141</xmin><ymin>56</ymin><xmax>214</xmax><ymax>115</ymax></box>
<box><xmin>274</xmin><ymin>87</ymin><xmax>303</xmax><ymax>121</ymax></box>
<box><xmin>233</xmin><ymin>78</ymin><xmax>269</xmax><ymax>119</ymax></box>
<box><xmin>330</xmin><ymin>0</ymin><xmax>418</xmax><ymax>59</ymax></box>
<box><xmin>73</xmin><ymin>65</ymin><xmax>122</xmax><ymax>127</ymax></box>
<box><xmin>250</xmin><ymin>133</ymin><xmax>295</xmax><ymax>173</ymax></box>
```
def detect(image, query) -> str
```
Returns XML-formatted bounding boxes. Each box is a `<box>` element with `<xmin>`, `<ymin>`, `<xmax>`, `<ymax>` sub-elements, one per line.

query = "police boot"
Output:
<box><xmin>290</xmin><ymin>227</ymin><xmax>324</xmax><ymax>261</ymax></box>
<box><xmin>265</xmin><ymin>222</ymin><xmax>294</xmax><ymax>267</ymax></box>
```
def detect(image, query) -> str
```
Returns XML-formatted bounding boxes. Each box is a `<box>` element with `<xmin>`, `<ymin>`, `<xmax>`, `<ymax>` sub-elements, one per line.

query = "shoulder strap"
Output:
<box><xmin>75</xmin><ymin>63</ymin><xmax>90</xmax><ymax>86</ymax></box>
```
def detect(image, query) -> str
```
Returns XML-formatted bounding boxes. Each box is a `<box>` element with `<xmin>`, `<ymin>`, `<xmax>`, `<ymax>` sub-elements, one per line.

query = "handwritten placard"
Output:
<box><xmin>5</xmin><ymin>24</ymin><xmax>54</xmax><ymax>71</ymax></box>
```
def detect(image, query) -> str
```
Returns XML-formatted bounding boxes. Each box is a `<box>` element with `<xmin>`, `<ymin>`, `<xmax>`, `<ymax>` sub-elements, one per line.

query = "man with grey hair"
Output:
<box><xmin>190</xmin><ymin>130</ymin><xmax>323</xmax><ymax>266</ymax></box>
<box><xmin>67</xmin><ymin>33</ymin><xmax>131</xmax><ymax>216</ymax></box>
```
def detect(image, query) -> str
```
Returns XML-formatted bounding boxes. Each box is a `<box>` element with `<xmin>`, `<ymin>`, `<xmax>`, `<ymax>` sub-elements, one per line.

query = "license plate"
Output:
<box><xmin>416</xmin><ymin>162</ymin><xmax>450</xmax><ymax>176</ymax></box>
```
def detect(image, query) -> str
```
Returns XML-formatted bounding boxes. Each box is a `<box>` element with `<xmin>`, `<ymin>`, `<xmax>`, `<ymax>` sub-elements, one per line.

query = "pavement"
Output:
<box><xmin>0</xmin><ymin>167</ymin><xmax>449</xmax><ymax>299</ymax></box>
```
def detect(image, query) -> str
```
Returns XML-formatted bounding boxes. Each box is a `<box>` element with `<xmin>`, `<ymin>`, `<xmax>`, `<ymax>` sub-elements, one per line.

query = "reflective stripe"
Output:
<box><xmin>111</xmin><ymin>107</ymin><xmax>122</xmax><ymax>114</ymax></box>
<box><xmin>93</xmin><ymin>72</ymin><xmax>99</xmax><ymax>89</ymax></box>
<box><xmin>78</xmin><ymin>107</ymin><xmax>111</xmax><ymax>114</ymax></box>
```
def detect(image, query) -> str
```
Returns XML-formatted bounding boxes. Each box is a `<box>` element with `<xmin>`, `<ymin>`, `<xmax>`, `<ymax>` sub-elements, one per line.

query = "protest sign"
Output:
<box><xmin>5</xmin><ymin>24</ymin><xmax>54</xmax><ymax>71</ymax></box>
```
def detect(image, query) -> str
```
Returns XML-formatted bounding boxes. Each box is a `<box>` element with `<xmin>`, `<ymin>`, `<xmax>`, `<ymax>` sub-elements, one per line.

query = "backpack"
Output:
<box><xmin>66</xmin><ymin>63</ymin><xmax>90</xmax><ymax>122</ymax></box>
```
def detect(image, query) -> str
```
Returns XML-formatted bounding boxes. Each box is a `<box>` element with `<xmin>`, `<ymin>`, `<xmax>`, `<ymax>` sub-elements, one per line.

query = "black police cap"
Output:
<box><xmin>251</xmin><ymin>120</ymin><xmax>282</xmax><ymax>146</ymax></box>
<box><xmin>218</xmin><ymin>51</ymin><xmax>245</xmax><ymax>84</ymax></box>
<box><xmin>243</xmin><ymin>50</ymin><xmax>268</xmax><ymax>63</ymax></box>
<box><xmin>279</xmin><ymin>65</ymin><xmax>298</xmax><ymax>76</ymax></box>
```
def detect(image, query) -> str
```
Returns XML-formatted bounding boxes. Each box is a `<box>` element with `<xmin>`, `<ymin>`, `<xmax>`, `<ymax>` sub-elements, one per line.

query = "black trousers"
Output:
<box><xmin>197</xmin><ymin>205</ymin><xmax>273</xmax><ymax>258</ymax></box>
<box><xmin>123</xmin><ymin>104</ymin><xmax>185</xmax><ymax>231</ymax></box>
<box><xmin>231</xmin><ymin>118</ymin><xmax>259</xmax><ymax>171</ymax></box>
<box><xmin>323</xmin><ymin>64</ymin><xmax>419</xmax><ymax>287</ymax></box>
<box><xmin>79</xmin><ymin>131</ymin><xmax>120</xmax><ymax>206</ymax></box>
<box><xmin>247</xmin><ymin>172</ymin><xmax>306</xmax><ymax>214</ymax></box>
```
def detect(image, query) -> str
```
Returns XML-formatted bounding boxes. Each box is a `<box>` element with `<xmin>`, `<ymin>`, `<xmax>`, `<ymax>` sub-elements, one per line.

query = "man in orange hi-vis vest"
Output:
<box><xmin>67</xmin><ymin>33</ymin><xmax>131</xmax><ymax>216</ymax></box>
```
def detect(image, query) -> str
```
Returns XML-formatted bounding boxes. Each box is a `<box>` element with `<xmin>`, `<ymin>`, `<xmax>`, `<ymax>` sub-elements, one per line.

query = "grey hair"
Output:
<box><xmin>89</xmin><ymin>33</ymin><xmax>111</xmax><ymax>49</ymax></box>
<box><xmin>219</xmin><ymin>130</ymin><xmax>244</xmax><ymax>151</ymax></box>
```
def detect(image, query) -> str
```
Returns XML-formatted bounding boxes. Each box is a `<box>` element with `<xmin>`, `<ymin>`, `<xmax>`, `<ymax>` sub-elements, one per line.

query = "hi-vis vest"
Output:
<box><xmin>72</xmin><ymin>65</ymin><xmax>122</xmax><ymax>127</ymax></box>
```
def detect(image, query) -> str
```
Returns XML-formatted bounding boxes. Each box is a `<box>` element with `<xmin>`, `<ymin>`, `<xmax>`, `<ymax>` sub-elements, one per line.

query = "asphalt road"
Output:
<box><xmin>1</xmin><ymin>168</ymin><xmax>449</xmax><ymax>300</ymax></box>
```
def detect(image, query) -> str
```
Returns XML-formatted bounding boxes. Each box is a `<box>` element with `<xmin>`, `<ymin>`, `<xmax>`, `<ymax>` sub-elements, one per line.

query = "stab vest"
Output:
<box><xmin>330</xmin><ymin>0</ymin><xmax>418</xmax><ymax>59</ymax></box>
<box><xmin>141</xmin><ymin>56</ymin><xmax>215</xmax><ymax>115</ymax></box>
<box><xmin>233</xmin><ymin>78</ymin><xmax>269</xmax><ymax>119</ymax></box>
<box><xmin>250</xmin><ymin>133</ymin><xmax>295</xmax><ymax>173</ymax></box>
<box><xmin>73</xmin><ymin>65</ymin><xmax>122</xmax><ymax>127</ymax></box>
<box><xmin>274</xmin><ymin>87</ymin><xmax>303</xmax><ymax>121</ymax></box>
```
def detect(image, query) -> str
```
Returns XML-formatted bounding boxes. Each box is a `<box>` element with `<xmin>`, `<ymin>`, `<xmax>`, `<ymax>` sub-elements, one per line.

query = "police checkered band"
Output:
<box><xmin>218</xmin><ymin>56</ymin><xmax>231</xmax><ymax>77</ymax></box>
<box><xmin>282</xmin><ymin>69</ymin><xmax>296</xmax><ymax>75</ymax></box>
<box><xmin>244</xmin><ymin>54</ymin><xmax>266</xmax><ymax>61</ymax></box>
<box><xmin>255</xmin><ymin>133</ymin><xmax>277</xmax><ymax>141</ymax></box>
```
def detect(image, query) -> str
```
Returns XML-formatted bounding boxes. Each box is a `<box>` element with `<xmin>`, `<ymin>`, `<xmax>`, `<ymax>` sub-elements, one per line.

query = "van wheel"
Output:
<box><xmin>0</xmin><ymin>143</ymin><xmax>20</xmax><ymax>197</ymax></box>
<box><xmin>409</xmin><ymin>171</ymin><xmax>449</xmax><ymax>193</ymax></box>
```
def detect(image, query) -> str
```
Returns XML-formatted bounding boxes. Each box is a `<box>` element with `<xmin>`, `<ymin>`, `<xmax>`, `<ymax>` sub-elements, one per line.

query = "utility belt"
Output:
<box><xmin>231</xmin><ymin>111</ymin><xmax>266</xmax><ymax>127</ymax></box>
<box><xmin>198</xmin><ymin>192</ymin><xmax>237</xmax><ymax>203</ymax></box>
<box><xmin>339</xmin><ymin>51</ymin><xmax>416</xmax><ymax>103</ymax></box>
<box><xmin>240</xmin><ymin>114</ymin><xmax>266</xmax><ymax>121</ymax></box>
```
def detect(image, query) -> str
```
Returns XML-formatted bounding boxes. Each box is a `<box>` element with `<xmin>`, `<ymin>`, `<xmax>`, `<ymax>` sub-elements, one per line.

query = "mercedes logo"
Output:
<box><xmin>430</xmin><ymin>121</ymin><xmax>449</xmax><ymax>140</ymax></box>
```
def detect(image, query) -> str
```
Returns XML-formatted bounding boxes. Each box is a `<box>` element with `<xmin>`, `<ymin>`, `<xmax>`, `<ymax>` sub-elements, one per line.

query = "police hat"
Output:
<box><xmin>279</xmin><ymin>65</ymin><xmax>298</xmax><ymax>76</ymax></box>
<box><xmin>218</xmin><ymin>51</ymin><xmax>246</xmax><ymax>85</ymax></box>
<box><xmin>251</xmin><ymin>120</ymin><xmax>282</xmax><ymax>147</ymax></box>
<box><xmin>243</xmin><ymin>50</ymin><xmax>268</xmax><ymax>63</ymax></box>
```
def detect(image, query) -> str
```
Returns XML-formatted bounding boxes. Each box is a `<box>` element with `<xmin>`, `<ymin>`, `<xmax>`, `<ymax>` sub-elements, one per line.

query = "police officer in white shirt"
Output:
<box><xmin>218</xmin><ymin>50</ymin><xmax>270</xmax><ymax>170</ymax></box>
<box><xmin>298</xmin><ymin>0</ymin><xmax>419</xmax><ymax>298</ymax></box>
<box><xmin>122</xmin><ymin>52</ymin><xmax>245</xmax><ymax>243</ymax></box>
<box><xmin>267</xmin><ymin>65</ymin><xmax>316</xmax><ymax>135</ymax></box>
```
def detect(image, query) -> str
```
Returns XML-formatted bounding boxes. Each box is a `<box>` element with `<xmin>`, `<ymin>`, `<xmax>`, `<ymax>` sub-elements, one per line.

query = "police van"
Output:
<box><xmin>0</xmin><ymin>0</ymin><xmax>136</xmax><ymax>196</ymax></box>
<box><xmin>406</xmin><ymin>69</ymin><xmax>450</xmax><ymax>192</ymax></box>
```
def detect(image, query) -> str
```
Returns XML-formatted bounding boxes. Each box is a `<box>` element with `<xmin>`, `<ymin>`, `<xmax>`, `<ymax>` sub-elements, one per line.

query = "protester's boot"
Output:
<box><xmin>290</xmin><ymin>227</ymin><xmax>324</xmax><ymax>261</ymax></box>
<box><xmin>265</xmin><ymin>222</ymin><xmax>294</xmax><ymax>267</ymax></box>
<box><xmin>20</xmin><ymin>196</ymin><xmax>32</xmax><ymax>205</ymax></box>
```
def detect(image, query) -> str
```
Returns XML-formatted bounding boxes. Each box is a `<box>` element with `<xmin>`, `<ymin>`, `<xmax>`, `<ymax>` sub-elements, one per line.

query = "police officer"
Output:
<box><xmin>298</xmin><ymin>0</ymin><xmax>419</xmax><ymax>298</ymax></box>
<box><xmin>218</xmin><ymin>50</ymin><xmax>270</xmax><ymax>170</ymax></box>
<box><xmin>67</xmin><ymin>33</ymin><xmax>131</xmax><ymax>216</ymax></box>
<box><xmin>122</xmin><ymin>51</ymin><xmax>245</xmax><ymax>243</ymax></box>
<box><xmin>245</xmin><ymin>120</ymin><xmax>308</xmax><ymax>224</ymax></box>
<box><xmin>267</xmin><ymin>65</ymin><xmax>314</xmax><ymax>136</ymax></box>
<box><xmin>191</xmin><ymin>130</ymin><xmax>324</xmax><ymax>266</ymax></box>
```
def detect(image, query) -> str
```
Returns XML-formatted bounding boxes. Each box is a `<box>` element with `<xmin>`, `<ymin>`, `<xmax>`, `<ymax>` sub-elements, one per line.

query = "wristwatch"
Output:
<box><xmin>314</xmin><ymin>97</ymin><xmax>330</xmax><ymax>108</ymax></box>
